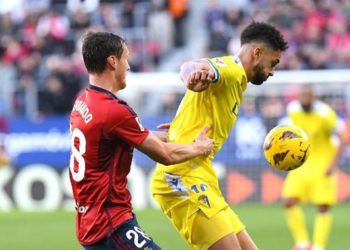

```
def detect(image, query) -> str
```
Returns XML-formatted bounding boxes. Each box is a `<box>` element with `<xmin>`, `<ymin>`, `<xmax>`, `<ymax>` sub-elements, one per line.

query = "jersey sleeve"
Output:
<box><xmin>207</xmin><ymin>56</ymin><xmax>233</xmax><ymax>84</ymax></box>
<box><xmin>207</xmin><ymin>56</ymin><xmax>241</xmax><ymax>87</ymax></box>
<box><xmin>326</xmin><ymin>107</ymin><xmax>345</xmax><ymax>136</ymax></box>
<box><xmin>105</xmin><ymin>102</ymin><xmax>149</xmax><ymax>147</ymax></box>
<box><xmin>319</xmin><ymin>103</ymin><xmax>337</xmax><ymax>133</ymax></box>
<box><xmin>327</xmin><ymin>108</ymin><xmax>337</xmax><ymax>131</ymax></box>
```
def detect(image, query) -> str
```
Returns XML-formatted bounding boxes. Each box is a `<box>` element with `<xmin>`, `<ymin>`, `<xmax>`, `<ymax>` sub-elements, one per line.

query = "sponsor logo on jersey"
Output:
<box><xmin>75</xmin><ymin>203</ymin><xmax>89</xmax><ymax>213</ymax></box>
<box><xmin>164</xmin><ymin>173</ymin><xmax>188</xmax><ymax>197</ymax></box>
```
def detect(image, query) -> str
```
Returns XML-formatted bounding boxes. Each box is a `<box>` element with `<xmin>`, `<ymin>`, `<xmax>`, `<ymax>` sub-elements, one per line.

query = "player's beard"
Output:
<box><xmin>251</xmin><ymin>63</ymin><xmax>267</xmax><ymax>85</ymax></box>
<box><xmin>301</xmin><ymin>103</ymin><xmax>312</xmax><ymax>112</ymax></box>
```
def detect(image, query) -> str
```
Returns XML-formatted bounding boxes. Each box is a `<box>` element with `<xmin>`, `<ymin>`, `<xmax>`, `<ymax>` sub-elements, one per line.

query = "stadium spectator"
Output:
<box><xmin>151</xmin><ymin>21</ymin><xmax>288</xmax><ymax>250</ymax></box>
<box><xmin>148</xmin><ymin>0</ymin><xmax>174</xmax><ymax>65</ymax></box>
<box><xmin>69</xmin><ymin>31</ymin><xmax>214</xmax><ymax>249</ymax></box>
<box><xmin>67</xmin><ymin>0</ymin><xmax>99</xmax><ymax>13</ymax></box>
<box><xmin>260</xmin><ymin>94</ymin><xmax>285</xmax><ymax>132</ymax></box>
<box><xmin>90</xmin><ymin>3</ymin><xmax>120</xmax><ymax>30</ymax></box>
<box><xmin>207</xmin><ymin>19</ymin><xmax>230</xmax><ymax>57</ymax></box>
<box><xmin>39</xmin><ymin>74</ymin><xmax>73</xmax><ymax>115</ymax></box>
<box><xmin>282</xmin><ymin>85</ymin><xmax>347</xmax><ymax>250</ymax></box>
<box><xmin>205</xmin><ymin>0</ymin><xmax>226</xmax><ymax>31</ymax></box>
<box><xmin>69</xmin><ymin>9</ymin><xmax>91</xmax><ymax>31</ymax></box>
<box><xmin>36</xmin><ymin>10</ymin><xmax>71</xmax><ymax>54</ymax></box>
<box><xmin>168</xmin><ymin>0</ymin><xmax>189</xmax><ymax>47</ymax></box>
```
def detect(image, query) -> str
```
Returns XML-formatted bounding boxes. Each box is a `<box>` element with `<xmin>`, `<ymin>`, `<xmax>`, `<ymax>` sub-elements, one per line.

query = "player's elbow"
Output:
<box><xmin>157</xmin><ymin>146</ymin><xmax>179</xmax><ymax>165</ymax></box>
<box><xmin>179</xmin><ymin>63</ymin><xmax>189</xmax><ymax>85</ymax></box>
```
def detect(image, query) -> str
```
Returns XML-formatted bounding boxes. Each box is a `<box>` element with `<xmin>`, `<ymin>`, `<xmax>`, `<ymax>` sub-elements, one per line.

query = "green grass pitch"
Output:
<box><xmin>0</xmin><ymin>204</ymin><xmax>349</xmax><ymax>250</ymax></box>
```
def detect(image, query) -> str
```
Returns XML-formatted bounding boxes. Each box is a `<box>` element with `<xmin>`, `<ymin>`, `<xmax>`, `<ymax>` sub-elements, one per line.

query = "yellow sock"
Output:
<box><xmin>285</xmin><ymin>206</ymin><xmax>309</xmax><ymax>244</ymax></box>
<box><xmin>313</xmin><ymin>212</ymin><xmax>332</xmax><ymax>249</ymax></box>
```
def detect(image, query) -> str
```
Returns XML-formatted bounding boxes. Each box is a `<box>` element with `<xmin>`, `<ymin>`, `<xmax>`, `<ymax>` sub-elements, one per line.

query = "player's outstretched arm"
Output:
<box><xmin>136</xmin><ymin>126</ymin><xmax>214</xmax><ymax>165</ymax></box>
<box><xmin>180</xmin><ymin>59</ymin><xmax>215</xmax><ymax>92</ymax></box>
<box><xmin>326</xmin><ymin>123</ymin><xmax>348</xmax><ymax>176</ymax></box>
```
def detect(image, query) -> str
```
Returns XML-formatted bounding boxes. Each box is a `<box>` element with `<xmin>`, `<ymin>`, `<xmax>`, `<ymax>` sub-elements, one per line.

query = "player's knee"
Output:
<box><xmin>283</xmin><ymin>197</ymin><xmax>299</xmax><ymax>208</ymax></box>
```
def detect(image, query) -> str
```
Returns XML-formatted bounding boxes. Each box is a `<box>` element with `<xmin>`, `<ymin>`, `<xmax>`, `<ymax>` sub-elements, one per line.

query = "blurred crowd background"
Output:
<box><xmin>0</xmin><ymin>0</ymin><xmax>350</xmax><ymax>118</ymax></box>
<box><xmin>0</xmin><ymin>0</ymin><xmax>349</xmax><ymax>210</ymax></box>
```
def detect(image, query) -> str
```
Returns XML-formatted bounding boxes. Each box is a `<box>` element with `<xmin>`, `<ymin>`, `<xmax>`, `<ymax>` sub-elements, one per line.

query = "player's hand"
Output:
<box><xmin>157</xmin><ymin>123</ymin><xmax>171</xmax><ymax>131</ymax></box>
<box><xmin>187</xmin><ymin>70</ymin><xmax>215</xmax><ymax>92</ymax></box>
<box><xmin>155</xmin><ymin>122</ymin><xmax>171</xmax><ymax>142</ymax></box>
<box><xmin>194</xmin><ymin>126</ymin><xmax>214</xmax><ymax>156</ymax></box>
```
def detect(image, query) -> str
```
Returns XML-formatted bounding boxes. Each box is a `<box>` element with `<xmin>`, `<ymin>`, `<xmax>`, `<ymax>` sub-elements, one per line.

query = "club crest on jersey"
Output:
<box><xmin>164</xmin><ymin>173</ymin><xmax>189</xmax><ymax>197</ymax></box>
<box><xmin>198</xmin><ymin>195</ymin><xmax>210</xmax><ymax>208</ymax></box>
<box><xmin>214</xmin><ymin>58</ymin><xmax>227</xmax><ymax>67</ymax></box>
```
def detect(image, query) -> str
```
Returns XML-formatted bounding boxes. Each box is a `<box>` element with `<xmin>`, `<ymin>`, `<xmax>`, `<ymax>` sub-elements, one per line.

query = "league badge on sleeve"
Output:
<box><xmin>214</xmin><ymin>58</ymin><xmax>227</xmax><ymax>67</ymax></box>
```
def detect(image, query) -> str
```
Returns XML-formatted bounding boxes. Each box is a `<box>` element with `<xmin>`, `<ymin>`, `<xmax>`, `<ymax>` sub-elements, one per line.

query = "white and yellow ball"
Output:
<box><xmin>263</xmin><ymin>125</ymin><xmax>310</xmax><ymax>171</ymax></box>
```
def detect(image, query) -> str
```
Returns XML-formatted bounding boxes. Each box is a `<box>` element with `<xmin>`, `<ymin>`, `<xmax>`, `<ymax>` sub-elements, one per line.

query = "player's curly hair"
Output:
<box><xmin>241</xmin><ymin>21</ymin><xmax>288</xmax><ymax>51</ymax></box>
<box><xmin>82</xmin><ymin>31</ymin><xmax>126</xmax><ymax>73</ymax></box>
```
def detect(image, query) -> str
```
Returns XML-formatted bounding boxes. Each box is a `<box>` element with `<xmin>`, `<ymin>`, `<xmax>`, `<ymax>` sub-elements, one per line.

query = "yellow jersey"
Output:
<box><xmin>287</xmin><ymin>100</ymin><xmax>338</xmax><ymax>172</ymax></box>
<box><xmin>155</xmin><ymin>55</ymin><xmax>248</xmax><ymax>178</ymax></box>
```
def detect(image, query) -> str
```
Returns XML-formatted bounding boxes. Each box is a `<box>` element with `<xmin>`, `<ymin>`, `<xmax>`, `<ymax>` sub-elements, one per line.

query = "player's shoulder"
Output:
<box><xmin>313</xmin><ymin>100</ymin><xmax>335</xmax><ymax>118</ymax></box>
<box><xmin>287</xmin><ymin>100</ymin><xmax>336</xmax><ymax>118</ymax></box>
<box><xmin>286</xmin><ymin>100</ymin><xmax>302</xmax><ymax>114</ymax></box>
<box><xmin>207</xmin><ymin>55</ymin><xmax>245</xmax><ymax>83</ymax></box>
<box><xmin>208</xmin><ymin>55</ymin><xmax>242</xmax><ymax>69</ymax></box>
<box><xmin>106</xmin><ymin>98</ymin><xmax>137</xmax><ymax>121</ymax></box>
<box><xmin>88</xmin><ymin>85</ymin><xmax>136</xmax><ymax>116</ymax></box>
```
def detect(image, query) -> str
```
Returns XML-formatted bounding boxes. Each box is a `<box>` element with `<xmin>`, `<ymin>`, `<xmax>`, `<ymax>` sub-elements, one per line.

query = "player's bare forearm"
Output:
<box><xmin>151</xmin><ymin>131</ymin><xmax>168</xmax><ymax>142</ymax></box>
<box><xmin>180</xmin><ymin>59</ymin><xmax>215</xmax><ymax>92</ymax></box>
<box><xmin>161</xmin><ymin>141</ymin><xmax>211</xmax><ymax>165</ymax></box>
<box><xmin>326</xmin><ymin>130</ymin><xmax>347</xmax><ymax>175</ymax></box>
<box><xmin>137</xmin><ymin>127</ymin><xmax>214</xmax><ymax>165</ymax></box>
<box><xmin>180</xmin><ymin>60</ymin><xmax>199</xmax><ymax>84</ymax></box>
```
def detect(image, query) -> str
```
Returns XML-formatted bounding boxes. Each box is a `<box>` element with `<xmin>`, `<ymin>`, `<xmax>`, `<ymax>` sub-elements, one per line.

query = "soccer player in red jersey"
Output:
<box><xmin>69</xmin><ymin>31</ymin><xmax>214</xmax><ymax>250</ymax></box>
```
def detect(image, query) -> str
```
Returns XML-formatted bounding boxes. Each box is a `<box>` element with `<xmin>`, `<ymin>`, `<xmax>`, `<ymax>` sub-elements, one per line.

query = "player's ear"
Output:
<box><xmin>253</xmin><ymin>46</ymin><xmax>262</xmax><ymax>60</ymax></box>
<box><xmin>106</xmin><ymin>55</ymin><xmax>117</xmax><ymax>69</ymax></box>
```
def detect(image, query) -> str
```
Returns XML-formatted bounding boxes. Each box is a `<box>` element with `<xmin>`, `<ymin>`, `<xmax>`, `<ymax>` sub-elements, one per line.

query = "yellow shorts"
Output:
<box><xmin>191</xmin><ymin>207</ymin><xmax>245</xmax><ymax>250</ymax></box>
<box><xmin>282</xmin><ymin>170</ymin><xmax>337</xmax><ymax>205</ymax></box>
<box><xmin>151</xmin><ymin>171</ymin><xmax>245</xmax><ymax>250</ymax></box>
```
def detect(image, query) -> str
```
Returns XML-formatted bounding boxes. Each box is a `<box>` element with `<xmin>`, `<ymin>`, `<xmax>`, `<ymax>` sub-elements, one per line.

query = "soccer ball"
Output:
<box><xmin>263</xmin><ymin>125</ymin><xmax>310</xmax><ymax>171</ymax></box>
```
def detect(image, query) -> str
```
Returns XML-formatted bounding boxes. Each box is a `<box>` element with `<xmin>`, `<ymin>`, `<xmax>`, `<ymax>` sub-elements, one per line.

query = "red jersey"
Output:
<box><xmin>69</xmin><ymin>85</ymin><xmax>149</xmax><ymax>245</ymax></box>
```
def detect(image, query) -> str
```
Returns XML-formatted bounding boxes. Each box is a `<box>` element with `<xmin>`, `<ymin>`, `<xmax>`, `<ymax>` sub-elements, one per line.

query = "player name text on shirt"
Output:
<box><xmin>72</xmin><ymin>100</ymin><xmax>93</xmax><ymax>124</ymax></box>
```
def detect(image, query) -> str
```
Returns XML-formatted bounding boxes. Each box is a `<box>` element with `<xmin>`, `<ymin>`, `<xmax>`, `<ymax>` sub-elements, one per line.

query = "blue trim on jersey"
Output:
<box><xmin>88</xmin><ymin>84</ymin><xmax>119</xmax><ymax>100</ymax></box>
<box><xmin>88</xmin><ymin>84</ymin><xmax>137</xmax><ymax>115</ymax></box>
<box><xmin>207</xmin><ymin>59</ymin><xmax>220</xmax><ymax>83</ymax></box>
<box><xmin>232</xmin><ymin>55</ymin><xmax>242</xmax><ymax>66</ymax></box>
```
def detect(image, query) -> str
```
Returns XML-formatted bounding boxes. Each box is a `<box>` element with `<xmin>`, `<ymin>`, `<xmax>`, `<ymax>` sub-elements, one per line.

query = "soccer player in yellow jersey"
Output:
<box><xmin>282</xmin><ymin>85</ymin><xmax>347</xmax><ymax>250</ymax></box>
<box><xmin>151</xmin><ymin>22</ymin><xmax>288</xmax><ymax>250</ymax></box>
